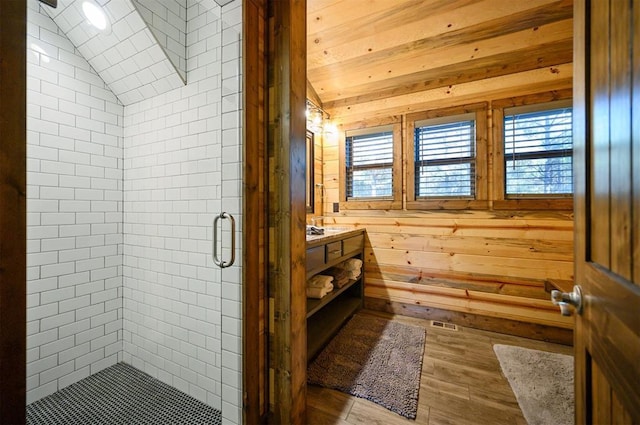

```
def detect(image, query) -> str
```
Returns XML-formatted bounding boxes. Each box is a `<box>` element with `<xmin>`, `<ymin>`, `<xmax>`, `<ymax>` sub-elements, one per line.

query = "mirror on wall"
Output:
<box><xmin>306</xmin><ymin>130</ymin><xmax>314</xmax><ymax>213</ymax></box>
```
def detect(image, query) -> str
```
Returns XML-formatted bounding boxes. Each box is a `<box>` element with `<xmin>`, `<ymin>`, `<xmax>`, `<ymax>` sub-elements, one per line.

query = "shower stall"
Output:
<box><xmin>25</xmin><ymin>0</ymin><xmax>243</xmax><ymax>422</ymax></box>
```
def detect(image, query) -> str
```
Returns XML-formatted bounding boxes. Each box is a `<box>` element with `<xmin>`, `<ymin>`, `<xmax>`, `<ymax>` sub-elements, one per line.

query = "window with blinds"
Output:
<box><xmin>504</xmin><ymin>103</ymin><xmax>572</xmax><ymax>196</ymax></box>
<box><xmin>414</xmin><ymin>114</ymin><xmax>476</xmax><ymax>198</ymax></box>
<box><xmin>345</xmin><ymin>127</ymin><xmax>394</xmax><ymax>199</ymax></box>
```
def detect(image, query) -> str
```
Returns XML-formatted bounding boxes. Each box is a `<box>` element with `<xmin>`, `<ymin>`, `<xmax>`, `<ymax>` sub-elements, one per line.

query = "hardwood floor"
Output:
<box><xmin>306</xmin><ymin>310</ymin><xmax>572</xmax><ymax>425</ymax></box>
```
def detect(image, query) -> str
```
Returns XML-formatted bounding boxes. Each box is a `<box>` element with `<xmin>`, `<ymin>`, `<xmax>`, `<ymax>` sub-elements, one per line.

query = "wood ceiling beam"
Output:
<box><xmin>322</xmin><ymin>39</ymin><xmax>573</xmax><ymax>107</ymax></box>
<box><xmin>326</xmin><ymin>64</ymin><xmax>573</xmax><ymax>122</ymax></box>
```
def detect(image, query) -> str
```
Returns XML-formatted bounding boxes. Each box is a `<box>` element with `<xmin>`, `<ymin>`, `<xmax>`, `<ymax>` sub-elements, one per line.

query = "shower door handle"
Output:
<box><xmin>212</xmin><ymin>212</ymin><xmax>235</xmax><ymax>268</ymax></box>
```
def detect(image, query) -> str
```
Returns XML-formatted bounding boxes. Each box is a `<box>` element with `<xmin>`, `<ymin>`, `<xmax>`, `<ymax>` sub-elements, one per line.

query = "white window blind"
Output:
<box><xmin>504</xmin><ymin>103</ymin><xmax>572</xmax><ymax>196</ymax></box>
<box><xmin>345</xmin><ymin>127</ymin><xmax>393</xmax><ymax>199</ymax></box>
<box><xmin>414</xmin><ymin>114</ymin><xmax>476</xmax><ymax>198</ymax></box>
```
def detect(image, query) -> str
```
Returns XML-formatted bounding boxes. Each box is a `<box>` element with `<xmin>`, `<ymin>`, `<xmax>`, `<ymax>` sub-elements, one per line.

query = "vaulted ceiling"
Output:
<box><xmin>307</xmin><ymin>0</ymin><xmax>573</xmax><ymax>112</ymax></box>
<box><xmin>42</xmin><ymin>0</ymin><xmax>187</xmax><ymax>105</ymax></box>
<box><xmin>39</xmin><ymin>0</ymin><xmax>228</xmax><ymax>106</ymax></box>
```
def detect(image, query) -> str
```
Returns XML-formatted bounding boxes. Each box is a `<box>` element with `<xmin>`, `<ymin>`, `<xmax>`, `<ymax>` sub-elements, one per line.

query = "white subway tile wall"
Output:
<box><xmin>123</xmin><ymin>0</ymin><xmax>242</xmax><ymax>417</ymax></box>
<box><xmin>132</xmin><ymin>0</ymin><xmax>188</xmax><ymax>83</ymax></box>
<box><xmin>26</xmin><ymin>1</ymin><xmax>124</xmax><ymax>404</ymax></box>
<box><xmin>27</xmin><ymin>0</ymin><xmax>244</xmax><ymax>423</ymax></box>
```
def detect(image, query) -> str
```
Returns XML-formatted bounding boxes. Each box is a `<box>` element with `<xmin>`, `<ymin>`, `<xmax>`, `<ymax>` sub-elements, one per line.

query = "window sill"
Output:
<box><xmin>406</xmin><ymin>200</ymin><xmax>490</xmax><ymax>210</ymax></box>
<box><xmin>493</xmin><ymin>198</ymin><xmax>573</xmax><ymax>210</ymax></box>
<box><xmin>340</xmin><ymin>199</ymin><xmax>402</xmax><ymax>210</ymax></box>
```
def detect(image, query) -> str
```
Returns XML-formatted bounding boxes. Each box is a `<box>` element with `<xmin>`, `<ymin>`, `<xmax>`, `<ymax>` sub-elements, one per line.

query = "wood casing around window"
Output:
<box><xmin>405</xmin><ymin>102</ymin><xmax>489</xmax><ymax>210</ymax></box>
<box><xmin>492</xmin><ymin>88</ymin><xmax>574</xmax><ymax>210</ymax></box>
<box><xmin>338</xmin><ymin>116</ymin><xmax>403</xmax><ymax>210</ymax></box>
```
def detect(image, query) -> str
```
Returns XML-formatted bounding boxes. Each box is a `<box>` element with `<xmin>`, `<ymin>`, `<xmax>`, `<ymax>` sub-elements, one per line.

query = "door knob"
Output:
<box><xmin>551</xmin><ymin>285</ymin><xmax>583</xmax><ymax>316</ymax></box>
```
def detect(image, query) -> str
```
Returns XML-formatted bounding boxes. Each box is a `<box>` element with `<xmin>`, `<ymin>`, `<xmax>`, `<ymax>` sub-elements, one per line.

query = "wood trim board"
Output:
<box><xmin>0</xmin><ymin>0</ymin><xmax>27</xmax><ymax>423</ymax></box>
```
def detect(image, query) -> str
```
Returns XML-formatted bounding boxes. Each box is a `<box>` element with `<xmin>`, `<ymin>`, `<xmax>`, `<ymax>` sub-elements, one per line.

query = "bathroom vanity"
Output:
<box><xmin>305</xmin><ymin>228</ymin><xmax>365</xmax><ymax>361</ymax></box>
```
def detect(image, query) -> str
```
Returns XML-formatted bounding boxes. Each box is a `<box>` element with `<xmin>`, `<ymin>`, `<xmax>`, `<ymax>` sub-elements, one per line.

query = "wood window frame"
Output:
<box><xmin>339</xmin><ymin>116</ymin><xmax>403</xmax><ymax>210</ymax></box>
<box><xmin>492</xmin><ymin>90</ymin><xmax>574</xmax><ymax>210</ymax></box>
<box><xmin>406</xmin><ymin>103</ymin><xmax>489</xmax><ymax>210</ymax></box>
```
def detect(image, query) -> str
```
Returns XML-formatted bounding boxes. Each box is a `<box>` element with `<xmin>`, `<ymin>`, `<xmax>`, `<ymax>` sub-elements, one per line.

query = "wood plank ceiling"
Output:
<box><xmin>307</xmin><ymin>0</ymin><xmax>573</xmax><ymax>111</ymax></box>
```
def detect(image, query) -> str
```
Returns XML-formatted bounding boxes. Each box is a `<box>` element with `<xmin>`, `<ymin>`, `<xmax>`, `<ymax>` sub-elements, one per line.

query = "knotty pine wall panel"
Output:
<box><xmin>324</xmin><ymin>210</ymin><xmax>574</xmax><ymax>331</ymax></box>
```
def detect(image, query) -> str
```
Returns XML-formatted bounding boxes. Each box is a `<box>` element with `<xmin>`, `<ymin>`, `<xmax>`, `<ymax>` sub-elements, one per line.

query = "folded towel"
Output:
<box><xmin>315</xmin><ymin>281</ymin><xmax>333</xmax><ymax>292</ymax></box>
<box><xmin>323</xmin><ymin>266</ymin><xmax>350</xmax><ymax>280</ymax></box>
<box><xmin>307</xmin><ymin>274</ymin><xmax>334</xmax><ymax>289</ymax></box>
<box><xmin>348</xmin><ymin>269</ymin><xmax>361</xmax><ymax>280</ymax></box>
<box><xmin>322</xmin><ymin>267</ymin><xmax>351</xmax><ymax>288</ymax></box>
<box><xmin>306</xmin><ymin>286</ymin><xmax>332</xmax><ymax>299</ymax></box>
<box><xmin>341</xmin><ymin>258</ymin><xmax>363</xmax><ymax>271</ymax></box>
<box><xmin>333</xmin><ymin>277</ymin><xmax>350</xmax><ymax>289</ymax></box>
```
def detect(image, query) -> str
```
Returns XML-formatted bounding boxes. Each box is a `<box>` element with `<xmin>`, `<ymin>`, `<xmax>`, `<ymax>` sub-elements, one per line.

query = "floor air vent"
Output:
<box><xmin>430</xmin><ymin>320</ymin><xmax>459</xmax><ymax>331</ymax></box>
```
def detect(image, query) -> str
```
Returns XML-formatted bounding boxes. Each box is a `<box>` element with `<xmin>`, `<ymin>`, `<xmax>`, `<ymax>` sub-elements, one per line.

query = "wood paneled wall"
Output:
<box><xmin>268</xmin><ymin>0</ymin><xmax>308</xmax><ymax>423</ymax></box>
<box><xmin>243</xmin><ymin>0</ymin><xmax>268</xmax><ymax>422</ymax></box>
<box><xmin>321</xmin><ymin>67</ymin><xmax>575</xmax><ymax>339</ymax></box>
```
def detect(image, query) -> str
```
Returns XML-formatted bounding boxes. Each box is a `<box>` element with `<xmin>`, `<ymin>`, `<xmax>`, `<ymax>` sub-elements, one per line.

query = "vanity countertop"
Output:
<box><xmin>305</xmin><ymin>227</ymin><xmax>363</xmax><ymax>248</ymax></box>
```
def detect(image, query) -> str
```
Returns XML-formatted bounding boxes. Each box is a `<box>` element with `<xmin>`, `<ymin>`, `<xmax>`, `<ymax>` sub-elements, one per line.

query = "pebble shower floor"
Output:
<box><xmin>26</xmin><ymin>363</ymin><xmax>222</xmax><ymax>425</ymax></box>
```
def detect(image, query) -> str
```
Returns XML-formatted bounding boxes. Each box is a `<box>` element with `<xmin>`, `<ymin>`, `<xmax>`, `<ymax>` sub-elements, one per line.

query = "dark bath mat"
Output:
<box><xmin>307</xmin><ymin>314</ymin><xmax>426</xmax><ymax>419</ymax></box>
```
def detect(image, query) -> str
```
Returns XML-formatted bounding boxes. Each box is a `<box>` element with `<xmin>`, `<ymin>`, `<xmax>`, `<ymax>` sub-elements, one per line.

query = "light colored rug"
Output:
<box><xmin>494</xmin><ymin>344</ymin><xmax>574</xmax><ymax>425</ymax></box>
<box><xmin>307</xmin><ymin>314</ymin><xmax>426</xmax><ymax>419</ymax></box>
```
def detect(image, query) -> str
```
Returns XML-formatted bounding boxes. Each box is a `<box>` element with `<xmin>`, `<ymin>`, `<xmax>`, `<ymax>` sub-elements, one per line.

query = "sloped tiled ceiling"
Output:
<box><xmin>42</xmin><ymin>0</ymin><xmax>187</xmax><ymax>105</ymax></box>
<box><xmin>132</xmin><ymin>0</ymin><xmax>187</xmax><ymax>83</ymax></box>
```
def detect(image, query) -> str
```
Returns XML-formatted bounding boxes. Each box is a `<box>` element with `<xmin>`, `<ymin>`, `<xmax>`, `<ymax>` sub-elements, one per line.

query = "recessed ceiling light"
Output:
<box><xmin>82</xmin><ymin>0</ymin><xmax>109</xmax><ymax>31</ymax></box>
